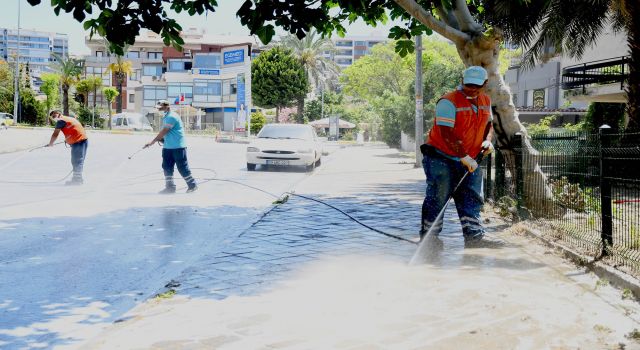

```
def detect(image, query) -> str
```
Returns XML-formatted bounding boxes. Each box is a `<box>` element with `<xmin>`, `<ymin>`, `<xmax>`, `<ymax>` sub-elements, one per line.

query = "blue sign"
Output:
<box><xmin>224</xmin><ymin>49</ymin><xmax>245</xmax><ymax>65</ymax></box>
<box><xmin>193</xmin><ymin>69</ymin><xmax>220</xmax><ymax>75</ymax></box>
<box><xmin>235</xmin><ymin>73</ymin><xmax>246</xmax><ymax>132</ymax></box>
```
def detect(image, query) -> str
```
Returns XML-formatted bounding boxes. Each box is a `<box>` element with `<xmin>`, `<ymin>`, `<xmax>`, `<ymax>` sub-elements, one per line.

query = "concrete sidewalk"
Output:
<box><xmin>81</xmin><ymin>145</ymin><xmax>640</xmax><ymax>350</ymax></box>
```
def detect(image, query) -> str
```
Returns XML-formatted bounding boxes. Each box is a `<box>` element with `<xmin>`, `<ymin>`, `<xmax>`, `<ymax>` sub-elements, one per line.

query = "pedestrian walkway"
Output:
<box><xmin>81</xmin><ymin>145</ymin><xmax>640</xmax><ymax>350</ymax></box>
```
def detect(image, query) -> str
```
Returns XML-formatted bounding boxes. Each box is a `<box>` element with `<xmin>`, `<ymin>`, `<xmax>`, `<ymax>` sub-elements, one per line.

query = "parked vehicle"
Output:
<box><xmin>0</xmin><ymin>113</ymin><xmax>14</xmax><ymax>129</ymax></box>
<box><xmin>246</xmin><ymin>124</ymin><xmax>323</xmax><ymax>172</ymax></box>
<box><xmin>111</xmin><ymin>112</ymin><xmax>153</xmax><ymax>131</ymax></box>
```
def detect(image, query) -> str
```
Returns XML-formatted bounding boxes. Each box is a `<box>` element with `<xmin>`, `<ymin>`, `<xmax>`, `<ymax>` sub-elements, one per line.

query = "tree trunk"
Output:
<box><xmin>455</xmin><ymin>30</ymin><xmax>553</xmax><ymax>214</ymax></box>
<box><xmin>62</xmin><ymin>85</ymin><xmax>69</xmax><ymax>116</ymax></box>
<box><xmin>116</xmin><ymin>75</ymin><xmax>124</xmax><ymax>113</ymax></box>
<box><xmin>297</xmin><ymin>95</ymin><xmax>305</xmax><ymax>123</ymax></box>
<box><xmin>107</xmin><ymin>104</ymin><xmax>112</xmax><ymax>130</ymax></box>
<box><xmin>624</xmin><ymin>0</ymin><xmax>640</xmax><ymax>132</ymax></box>
<box><xmin>275</xmin><ymin>106</ymin><xmax>280</xmax><ymax>123</ymax></box>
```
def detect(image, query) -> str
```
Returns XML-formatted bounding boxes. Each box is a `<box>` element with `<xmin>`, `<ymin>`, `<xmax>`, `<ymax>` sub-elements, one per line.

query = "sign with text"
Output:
<box><xmin>223</xmin><ymin>49</ymin><xmax>245</xmax><ymax>65</ymax></box>
<box><xmin>193</xmin><ymin>69</ymin><xmax>220</xmax><ymax>75</ymax></box>
<box><xmin>235</xmin><ymin>73</ymin><xmax>247</xmax><ymax>132</ymax></box>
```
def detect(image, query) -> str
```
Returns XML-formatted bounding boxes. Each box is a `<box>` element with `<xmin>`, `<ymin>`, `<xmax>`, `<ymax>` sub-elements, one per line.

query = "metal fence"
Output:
<box><xmin>485</xmin><ymin>129</ymin><xmax>640</xmax><ymax>273</ymax></box>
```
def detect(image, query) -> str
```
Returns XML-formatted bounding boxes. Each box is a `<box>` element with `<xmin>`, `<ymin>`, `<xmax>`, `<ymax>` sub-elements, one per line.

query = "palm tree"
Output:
<box><xmin>281</xmin><ymin>30</ymin><xmax>340</xmax><ymax>117</ymax></box>
<box><xmin>75</xmin><ymin>79</ymin><xmax>91</xmax><ymax>107</ymax></box>
<box><xmin>107</xmin><ymin>53</ymin><xmax>133</xmax><ymax>113</ymax></box>
<box><xmin>86</xmin><ymin>75</ymin><xmax>103</xmax><ymax>117</ymax></box>
<box><xmin>51</xmin><ymin>53</ymin><xmax>82</xmax><ymax>116</ymax></box>
<box><xmin>102</xmin><ymin>87</ymin><xmax>119</xmax><ymax>129</ymax></box>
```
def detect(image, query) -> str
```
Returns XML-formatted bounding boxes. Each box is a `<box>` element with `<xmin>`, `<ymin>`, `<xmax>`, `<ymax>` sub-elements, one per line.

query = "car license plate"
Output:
<box><xmin>266</xmin><ymin>160</ymin><xmax>290</xmax><ymax>166</ymax></box>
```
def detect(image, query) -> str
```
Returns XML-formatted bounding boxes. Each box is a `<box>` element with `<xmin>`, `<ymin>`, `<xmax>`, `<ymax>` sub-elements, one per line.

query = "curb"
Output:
<box><xmin>521</xmin><ymin>226</ymin><xmax>640</xmax><ymax>300</ymax></box>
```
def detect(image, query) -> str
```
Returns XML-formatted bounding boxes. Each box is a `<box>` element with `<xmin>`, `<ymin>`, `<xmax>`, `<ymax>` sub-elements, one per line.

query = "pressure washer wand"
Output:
<box><xmin>29</xmin><ymin>141</ymin><xmax>65</xmax><ymax>152</ymax></box>
<box><xmin>128</xmin><ymin>147</ymin><xmax>146</xmax><ymax>160</ymax></box>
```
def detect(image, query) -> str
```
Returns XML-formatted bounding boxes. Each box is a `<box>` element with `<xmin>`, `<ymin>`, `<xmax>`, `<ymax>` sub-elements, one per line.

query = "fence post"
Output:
<box><xmin>485</xmin><ymin>152</ymin><xmax>493</xmax><ymax>201</ymax></box>
<box><xmin>495</xmin><ymin>148</ymin><xmax>505</xmax><ymax>199</ymax></box>
<box><xmin>514</xmin><ymin>133</ymin><xmax>526</xmax><ymax>216</ymax></box>
<box><xmin>599</xmin><ymin>125</ymin><xmax>613</xmax><ymax>254</ymax></box>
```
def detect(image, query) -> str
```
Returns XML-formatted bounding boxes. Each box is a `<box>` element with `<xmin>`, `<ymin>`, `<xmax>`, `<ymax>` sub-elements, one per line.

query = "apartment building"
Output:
<box><xmin>323</xmin><ymin>34</ymin><xmax>388</xmax><ymax>68</ymax></box>
<box><xmin>504</xmin><ymin>26</ymin><xmax>629</xmax><ymax>125</ymax></box>
<box><xmin>0</xmin><ymin>28</ymin><xmax>68</xmax><ymax>88</ymax></box>
<box><xmin>84</xmin><ymin>29</ymin><xmax>254</xmax><ymax>131</ymax></box>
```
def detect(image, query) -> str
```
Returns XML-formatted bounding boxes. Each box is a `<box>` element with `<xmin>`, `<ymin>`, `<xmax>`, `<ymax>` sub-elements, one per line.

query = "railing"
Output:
<box><xmin>485</xmin><ymin>130</ymin><xmax>640</xmax><ymax>274</ymax></box>
<box><xmin>561</xmin><ymin>56</ymin><xmax>629</xmax><ymax>91</ymax></box>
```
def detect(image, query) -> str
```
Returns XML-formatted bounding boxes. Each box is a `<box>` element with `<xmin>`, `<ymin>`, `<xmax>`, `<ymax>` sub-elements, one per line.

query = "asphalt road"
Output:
<box><xmin>0</xmin><ymin>129</ymin><xmax>330</xmax><ymax>349</ymax></box>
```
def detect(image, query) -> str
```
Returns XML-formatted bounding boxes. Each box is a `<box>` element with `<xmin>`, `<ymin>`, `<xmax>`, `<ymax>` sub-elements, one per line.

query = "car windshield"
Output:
<box><xmin>258</xmin><ymin>126</ymin><xmax>312</xmax><ymax>140</ymax></box>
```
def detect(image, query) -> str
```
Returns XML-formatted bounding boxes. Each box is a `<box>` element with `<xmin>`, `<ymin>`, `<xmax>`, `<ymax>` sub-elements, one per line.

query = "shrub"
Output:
<box><xmin>248</xmin><ymin>112</ymin><xmax>266</xmax><ymax>134</ymax></box>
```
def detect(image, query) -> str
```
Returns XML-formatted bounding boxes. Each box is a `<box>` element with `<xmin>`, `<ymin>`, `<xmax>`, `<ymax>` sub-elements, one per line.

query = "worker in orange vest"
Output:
<box><xmin>420</xmin><ymin>66</ymin><xmax>502</xmax><ymax>248</ymax></box>
<box><xmin>47</xmin><ymin>110</ymin><xmax>89</xmax><ymax>185</ymax></box>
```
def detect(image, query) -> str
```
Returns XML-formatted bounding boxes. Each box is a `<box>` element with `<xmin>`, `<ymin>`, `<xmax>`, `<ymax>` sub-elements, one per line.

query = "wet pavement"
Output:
<box><xmin>81</xmin><ymin>145</ymin><xmax>640</xmax><ymax>350</ymax></box>
<box><xmin>0</xmin><ymin>130</ymin><xmax>325</xmax><ymax>349</ymax></box>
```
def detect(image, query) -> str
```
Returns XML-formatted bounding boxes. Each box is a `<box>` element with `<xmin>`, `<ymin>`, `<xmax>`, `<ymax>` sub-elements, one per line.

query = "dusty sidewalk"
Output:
<box><xmin>80</xmin><ymin>145</ymin><xmax>640</xmax><ymax>350</ymax></box>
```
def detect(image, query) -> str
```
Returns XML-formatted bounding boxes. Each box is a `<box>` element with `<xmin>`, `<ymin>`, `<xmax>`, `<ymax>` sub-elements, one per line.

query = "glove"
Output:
<box><xmin>460</xmin><ymin>155</ymin><xmax>478</xmax><ymax>173</ymax></box>
<box><xmin>481</xmin><ymin>140</ymin><xmax>494</xmax><ymax>154</ymax></box>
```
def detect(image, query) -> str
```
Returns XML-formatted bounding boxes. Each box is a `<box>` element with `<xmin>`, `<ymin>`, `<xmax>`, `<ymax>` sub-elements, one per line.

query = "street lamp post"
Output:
<box><xmin>13</xmin><ymin>0</ymin><xmax>21</xmax><ymax>124</ymax></box>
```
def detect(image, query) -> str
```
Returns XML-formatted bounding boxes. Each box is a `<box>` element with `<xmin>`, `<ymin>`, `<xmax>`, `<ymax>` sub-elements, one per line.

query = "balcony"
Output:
<box><xmin>561</xmin><ymin>56</ymin><xmax>629</xmax><ymax>103</ymax></box>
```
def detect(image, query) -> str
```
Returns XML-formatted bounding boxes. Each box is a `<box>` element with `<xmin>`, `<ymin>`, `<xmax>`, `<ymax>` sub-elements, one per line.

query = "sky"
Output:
<box><xmin>0</xmin><ymin>0</ymin><xmax>402</xmax><ymax>55</ymax></box>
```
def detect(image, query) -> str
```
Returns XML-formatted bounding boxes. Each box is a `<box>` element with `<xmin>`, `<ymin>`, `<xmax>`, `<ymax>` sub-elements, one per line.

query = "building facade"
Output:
<box><xmin>0</xmin><ymin>28</ymin><xmax>68</xmax><ymax>89</ymax></box>
<box><xmin>323</xmin><ymin>34</ymin><xmax>388</xmax><ymax>68</ymax></box>
<box><xmin>504</xmin><ymin>26</ymin><xmax>629</xmax><ymax>125</ymax></box>
<box><xmin>84</xmin><ymin>29</ymin><xmax>254</xmax><ymax>131</ymax></box>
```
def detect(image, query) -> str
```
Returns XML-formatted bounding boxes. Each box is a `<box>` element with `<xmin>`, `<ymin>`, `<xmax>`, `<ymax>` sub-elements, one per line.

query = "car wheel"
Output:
<box><xmin>247</xmin><ymin>163</ymin><xmax>257</xmax><ymax>171</ymax></box>
<box><xmin>305</xmin><ymin>161</ymin><xmax>315</xmax><ymax>172</ymax></box>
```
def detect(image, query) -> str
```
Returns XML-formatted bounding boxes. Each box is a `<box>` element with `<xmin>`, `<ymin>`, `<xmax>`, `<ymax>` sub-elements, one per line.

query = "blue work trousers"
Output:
<box><xmin>70</xmin><ymin>139</ymin><xmax>88</xmax><ymax>182</ymax></box>
<box><xmin>162</xmin><ymin>148</ymin><xmax>196</xmax><ymax>189</ymax></box>
<box><xmin>421</xmin><ymin>148</ymin><xmax>484</xmax><ymax>239</ymax></box>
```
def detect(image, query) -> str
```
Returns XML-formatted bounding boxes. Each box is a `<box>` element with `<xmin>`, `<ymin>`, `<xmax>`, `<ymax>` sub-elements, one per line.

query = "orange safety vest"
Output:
<box><xmin>58</xmin><ymin>116</ymin><xmax>88</xmax><ymax>145</ymax></box>
<box><xmin>426</xmin><ymin>90</ymin><xmax>491</xmax><ymax>158</ymax></box>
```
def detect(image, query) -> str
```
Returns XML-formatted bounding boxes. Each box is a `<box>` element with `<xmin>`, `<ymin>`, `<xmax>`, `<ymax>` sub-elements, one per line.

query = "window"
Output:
<box><xmin>147</xmin><ymin>52</ymin><xmax>162</xmax><ymax>59</ymax></box>
<box><xmin>533</xmin><ymin>89</ymin><xmax>545</xmax><ymax>108</ymax></box>
<box><xmin>367</xmin><ymin>41</ymin><xmax>381</xmax><ymax>47</ymax></box>
<box><xmin>143</xmin><ymin>86</ymin><xmax>167</xmax><ymax>107</ymax></box>
<box><xmin>193</xmin><ymin>54</ymin><xmax>221</xmax><ymax>69</ymax></box>
<box><xmin>127</xmin><ymin>51</ymin><xmax>140</xmax><ymax>59</ymax></box>
<box><xmin>337</xmin><ymin>49</ymin><xmax>352</xmax><ymax>56</ymax></box>
<box><xmin>129</xmin><ymin>69</ymin><xmax>140</xmax><ymax>81</ymax></box>
<box><xmin>222</xmin><ymin>79</ymin><xmax>237</xmax><ymax>102</ymax></box>
<box><xmin>354</xmin><ymin>41</ymin><xmax>366</xmax><ymax>46</ymax></box>
<box><xmin>86</xmin><ymin>66</ymin><xmax>110</xmax><ymax>86</ymax></box>
<box><xmin>335</xmin><ymin>41</ymin><xmax>353</xmax><ymax>47</ymax></box>
<box><xmin>129</xmin><ymin>94</ymin><xmax>135</xmax><ymax>103</ymax></box>
<box><xmin>354</xmin><ymin>49</ymin><xmax>367</xmax><ymax>56</ymax></box>
<box><xmin>142</xmin><ymin>64</ymin><xmax>162</xmax><ymax>77</ymax></box>
<box><xmin>96</xmin><ymin>51</ymin><xmax>103</xmax><ymax>57</ymax></box>
<box><xmin>168</xmin><ymin>59</ymin><xmax>191</xmax><ymax>72</ymax></box>
<box><xmin>193</xmin><ymin>80</ymin><xmax>221</xmax><ymax>103</ymax></box>
<box><xmin>512</xmin><ymin>94</ymin><xmax>518</xmax><ymax>107</ymax></box>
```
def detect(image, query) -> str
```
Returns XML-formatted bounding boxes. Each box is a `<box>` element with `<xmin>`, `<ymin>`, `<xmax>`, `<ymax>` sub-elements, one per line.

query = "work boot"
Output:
<box><xmin>186</xmin><ymin>184</ymin><xmax>198</xmax><ymax>193</ymax></box>
<box><xmin>158</xmin><ymin>187</ymin><xmax>176</xmax><ymax>194</ymax></box>
<box><xmin>464</xmin><ymin>234</ymin><xmax>506</xmax><ymax>248</ymax></box>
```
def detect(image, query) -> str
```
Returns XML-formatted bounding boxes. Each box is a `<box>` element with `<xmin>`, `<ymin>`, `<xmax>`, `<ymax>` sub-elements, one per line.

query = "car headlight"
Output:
<box><xmin>247</xmin><ymin>147</ymin><xmax>260</xmax><ymax>152</ymax></box>
<box><xmin>297</xmin><ymin>148</ymin><xmax>313</xmax><ymax>154</ymax></box>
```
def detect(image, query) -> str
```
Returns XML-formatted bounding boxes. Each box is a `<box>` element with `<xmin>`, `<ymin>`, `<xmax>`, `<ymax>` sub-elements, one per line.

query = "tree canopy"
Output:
<box><xmin>251</xmin><ymin>47</ymin><xmax>308</xmax><ymax>122</ymax></box>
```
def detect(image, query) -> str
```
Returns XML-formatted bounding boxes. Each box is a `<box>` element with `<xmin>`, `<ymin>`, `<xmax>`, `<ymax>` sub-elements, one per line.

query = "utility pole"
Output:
<box><xmin>415</xmin><ymin>35</ymin><xmax>424</xmax><ymax>168</ymax></box>
<box><xmin>13</xmin><ymin>0</ymin><xmax>21</xmax><ymax>124</ymax></box>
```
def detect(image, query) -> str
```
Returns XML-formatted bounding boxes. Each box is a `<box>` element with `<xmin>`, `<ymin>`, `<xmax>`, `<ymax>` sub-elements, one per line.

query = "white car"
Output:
<box><xmin>246</xmin><ymin>124</ymin><xmax>323</xmax><ymax>172</ymax></box>
<box><xmin>111</xmin><ymin>112</ymin><xmax>153</xmax><ymax>131</ymax></box>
